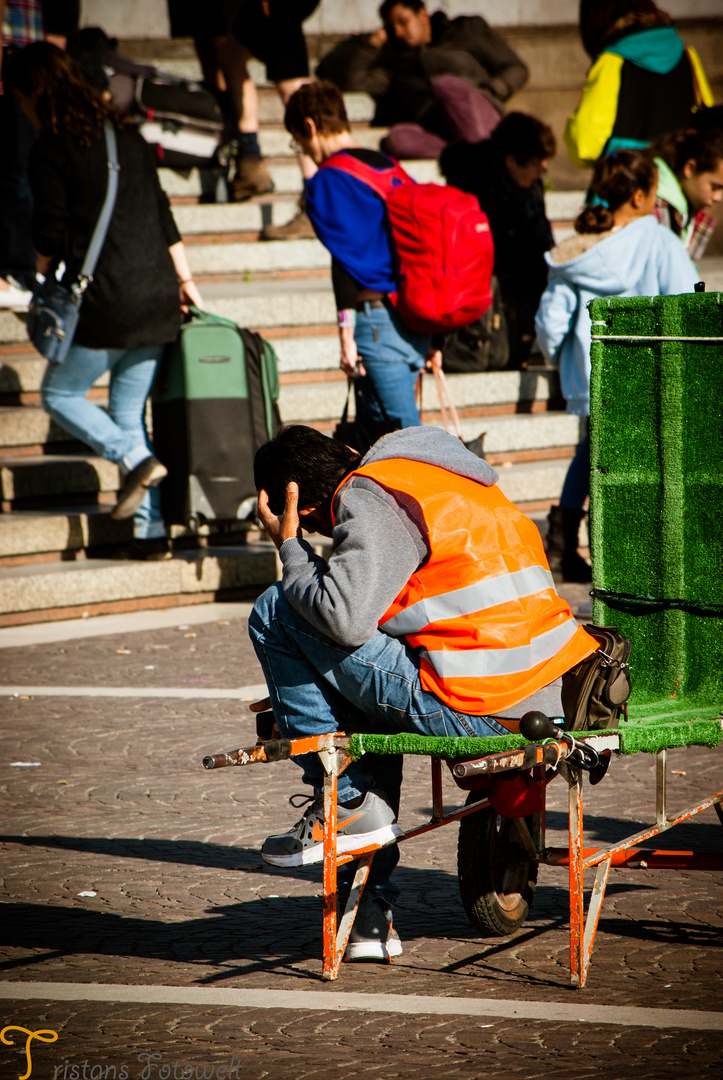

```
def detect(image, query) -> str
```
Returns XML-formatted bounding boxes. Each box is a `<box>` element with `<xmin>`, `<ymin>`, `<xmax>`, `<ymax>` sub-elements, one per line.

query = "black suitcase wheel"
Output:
<box><xmin>457</xmin><ymin>793</ymin><xmax>538</xmax><ymax>937</ymax></box>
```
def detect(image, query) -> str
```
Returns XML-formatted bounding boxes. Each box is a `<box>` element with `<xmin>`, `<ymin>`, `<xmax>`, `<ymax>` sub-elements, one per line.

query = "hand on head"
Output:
<box><xmin>257</xmin><ymin>482</ymin><xmax>302</xmax><ymax>550</ymax></box>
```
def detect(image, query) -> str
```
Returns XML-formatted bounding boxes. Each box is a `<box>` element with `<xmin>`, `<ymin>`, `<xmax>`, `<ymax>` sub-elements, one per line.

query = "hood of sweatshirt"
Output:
<box><xmin>605</xmin><ymin>26</ymin><xmax>685</xmax><ymax>74</ymax></box>
<box><xmin>544</xmin><ymin>216</ymin><xmax>662</xmax><ymax>291</ymax></box>
<box><xmin>361</xmin><ymin>424</ymin><xmax>499</xmax><ymax>488</ymax></box>
<box><xmin>655</xmin><ymin>156</ymin><xmax>688</xmax><ymax>219</ymax></box>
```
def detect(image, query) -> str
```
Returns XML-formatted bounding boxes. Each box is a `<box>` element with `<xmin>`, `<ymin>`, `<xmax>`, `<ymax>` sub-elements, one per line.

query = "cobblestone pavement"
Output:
<box><xmin>1</xmin><ymin>606</ymin><xmax>722</xmax><ymax>1080</ymax></box>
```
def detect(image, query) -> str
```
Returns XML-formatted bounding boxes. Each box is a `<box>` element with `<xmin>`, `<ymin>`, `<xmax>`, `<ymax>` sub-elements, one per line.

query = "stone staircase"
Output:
<box><xmin>0</xmin><ymin>73</ymin><xmax>609</xmax><ymax>627</ymax></box>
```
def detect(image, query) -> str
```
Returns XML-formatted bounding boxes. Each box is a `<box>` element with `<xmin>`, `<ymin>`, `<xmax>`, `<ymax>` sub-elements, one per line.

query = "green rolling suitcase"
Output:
<box><xmin>151</xmin><ymin>306</ymin><xmax>281</xmax><ymax>527</ymax></box>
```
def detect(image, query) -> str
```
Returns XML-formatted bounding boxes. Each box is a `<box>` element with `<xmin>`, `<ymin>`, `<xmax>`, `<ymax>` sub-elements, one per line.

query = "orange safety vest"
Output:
<box><xmin>336</xmin><ymin>459</ymin><xmax>598</xmax><ymax>728</ymax></box>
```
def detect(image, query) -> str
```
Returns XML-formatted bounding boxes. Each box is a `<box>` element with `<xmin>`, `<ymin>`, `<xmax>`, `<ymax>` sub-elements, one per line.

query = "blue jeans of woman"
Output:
<box><xmin>41</xmin><ymin>343</ymin><xmax>166</xmax><ymax>539</ymax></box>
<box><xmin>559</xmin><ymin>418</ymin><xmax>590</xmax><ymax>510</ymax></box>
<box><xmin>354</xmin><ymin>301</ymin><xmax>429</xmax><ymax>429</ymax></box>
<box><xmin>248</xmin><ymin>582</ymin><xmax>511</xmax><ymax>905</ymax></box>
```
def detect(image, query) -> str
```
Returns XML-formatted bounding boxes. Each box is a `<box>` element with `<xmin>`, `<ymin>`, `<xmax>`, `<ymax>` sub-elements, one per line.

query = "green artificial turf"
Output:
<box><xmin>588</xmin><ymin>292</ymin><xmax>723</xmax><ymax>708</ymax></box>
<box><xmin>348</xmin><ymin>296</ymin><xmax>723</xmax><ymax>766</ymax></box>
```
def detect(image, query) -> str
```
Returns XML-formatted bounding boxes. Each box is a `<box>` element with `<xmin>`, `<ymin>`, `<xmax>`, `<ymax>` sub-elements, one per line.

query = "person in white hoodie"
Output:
<box><xmin>535</xmin><ymin>148</ymin><xmax>698</xmax><ymax>581</ymax></box>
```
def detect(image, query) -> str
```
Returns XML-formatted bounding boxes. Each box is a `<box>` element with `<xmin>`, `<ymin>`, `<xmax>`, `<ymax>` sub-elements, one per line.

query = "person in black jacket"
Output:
<box><xmin>440</xmin><ymin>112</ymin><xmax>557</xmax><ymax>368</ymax></box>
<box><xmin>5</xmin><ymin>42</ymin><xmax>203</xmax><ymax>558</ymax></box>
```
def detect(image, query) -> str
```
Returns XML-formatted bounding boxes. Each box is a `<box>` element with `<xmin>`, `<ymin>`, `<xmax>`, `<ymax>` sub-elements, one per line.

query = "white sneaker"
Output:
<box><xmin>0</xmin><ymin>277</ymin><xmax>33</xmax><ymax>310</ymax></box>
<box><xmin>346</xmin><ymin>898</ymin><xmax>403</xmax><ymax>961</ymax></box>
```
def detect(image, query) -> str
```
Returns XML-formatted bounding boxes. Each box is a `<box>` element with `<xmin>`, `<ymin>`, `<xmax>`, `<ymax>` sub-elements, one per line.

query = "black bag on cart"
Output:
<box><xmin>151</xmin><ymin>307</ymin><xmax>282</xmax><ymax>528</ymax></box>
<box><xmin>561</xmin><ymin>624</ymin><xmax>632</xmax><ymax>731</ymax></box>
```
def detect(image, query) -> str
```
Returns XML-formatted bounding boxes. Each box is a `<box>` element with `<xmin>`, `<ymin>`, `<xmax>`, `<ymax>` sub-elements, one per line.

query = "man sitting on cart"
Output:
<box><xmin>249</xmin><ymin>423</ymin><xmax>597</xmax><ymax>960</ymax></box>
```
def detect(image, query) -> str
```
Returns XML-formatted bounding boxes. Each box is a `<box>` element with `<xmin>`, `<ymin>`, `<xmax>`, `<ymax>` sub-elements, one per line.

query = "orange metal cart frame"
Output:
<box><xmin>203</xmin><ymin>725</ymin><xmax>723</xmax><ymax>984</ymax></box>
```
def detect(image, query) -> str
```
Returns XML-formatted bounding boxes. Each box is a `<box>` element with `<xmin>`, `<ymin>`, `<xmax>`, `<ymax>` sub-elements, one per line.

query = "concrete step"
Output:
<box><xmin>494</xmin><ymin>458</ymin><xmax>571</xmax><ymax>507</ymax></box>
<box><xmin>173</xmin><ymin>189</ymin><xmax>587</xmax><ymax>240</ymax></box>
<box><xmin>0</xmin><ymin>507</ymin><xmax>132</xmax><ymax>559</ymax></box>
<box><xmin>159</xmin><ymin>157</ymin><xmax>443</xmax><ymax>199</ymax></box>
<box><xmin>0</xmin><ymin>405</ymin><xmax>70</xmax><ymax>450</ymax></box>
<box><xmin>187</xmin><ymin>237</ymin><xmax>329</xmax><ymax>276</ymax></box>
<box><xmin>0</xmin><ymin>543</ymin><xmax>277</xmax><ymax>624</ymax></box>
<box><xmin>280</xmin><ymin>368</ymin><xmax>565</xmax><ymax>423</ymax></box>
<box><xmin>258</xmin><ymin>123</ymin><xmax>388</xmax><ymax>158</ymax></box>
<box><xmin>0</xmin><ymin>453</ymin><xmax>119</xmax><ymax>504</ymax></box>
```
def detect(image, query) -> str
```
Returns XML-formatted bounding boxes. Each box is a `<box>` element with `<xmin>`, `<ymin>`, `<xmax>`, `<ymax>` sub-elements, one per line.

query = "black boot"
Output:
<box><xmin>561</xmin><ymin>507</ymin><xmax>592</xmax><ymax>582</ymax></box>
<box><xmin>546</xmin><ymin>505</ymin><xmax>591</xmax><ymax>582</ymax></box>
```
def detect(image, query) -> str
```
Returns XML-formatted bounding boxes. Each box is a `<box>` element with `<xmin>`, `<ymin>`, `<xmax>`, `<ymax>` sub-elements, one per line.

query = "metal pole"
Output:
<box><xmin>568</xmin><ymin>764</ymin><xmax>584</xmax><ymax>987</ymax></box>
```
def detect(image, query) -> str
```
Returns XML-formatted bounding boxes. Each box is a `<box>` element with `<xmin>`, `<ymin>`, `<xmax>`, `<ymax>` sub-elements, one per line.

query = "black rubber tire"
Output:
<box><xmin>457</xmin><ymin>794</ymin><xmax>538</xmax><ymax>937</ymax></box>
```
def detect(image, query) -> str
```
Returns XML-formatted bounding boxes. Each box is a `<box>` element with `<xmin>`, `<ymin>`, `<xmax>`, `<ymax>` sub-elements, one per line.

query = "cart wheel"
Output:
<box><xmin>457</xmin><ymin>794</ymin><xmax>538</xmax><ymax>937</ymax></box>
<box><xmin>715</xmin><ymin>802</ymin><xmax>723</xmax><ymax>828</ymax></box>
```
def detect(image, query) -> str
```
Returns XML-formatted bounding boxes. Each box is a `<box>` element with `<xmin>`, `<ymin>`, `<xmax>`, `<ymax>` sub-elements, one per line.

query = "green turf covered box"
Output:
<box><xmin>588</xmin><ymin>292</ymin><xmax>723</xmax><ymax>709</ymax></box>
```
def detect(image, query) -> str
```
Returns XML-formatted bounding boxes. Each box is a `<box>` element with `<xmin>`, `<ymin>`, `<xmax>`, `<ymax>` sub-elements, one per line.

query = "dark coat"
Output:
<box><xmin>29</xmin><ymin>123</ymin><xmax>182</xmax><ymax>349</ymax></box>
<box><xmin>317</xmin><ymin>12</ymin><xmax>528</xmax><ymax>135</ymax></box>
<box><xmin>440</xmin><ymin>138</ymin><xmax>553</xmax><ymax>312</ymax></box>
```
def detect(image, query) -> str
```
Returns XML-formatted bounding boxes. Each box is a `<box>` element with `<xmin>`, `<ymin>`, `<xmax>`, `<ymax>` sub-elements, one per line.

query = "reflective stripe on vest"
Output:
<box><xmin>338</xmin><ymin>458</ymin><xmax>598</xmax><ymax>720</ymax></box>
<box><xmin>381</xmin><ymin>564</ymin><xmax>556</xmax><ymax>637</ymax></box>
<box><xmin>421</xmin><ymin>619</ymin><xmax>578</xmax><ymax>680</ymax></box>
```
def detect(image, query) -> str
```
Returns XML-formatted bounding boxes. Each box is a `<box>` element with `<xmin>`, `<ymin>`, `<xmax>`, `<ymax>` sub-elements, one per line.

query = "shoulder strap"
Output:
<box><xmin>318</xmin><ymin>151</ymin><xmax>412</xmax><ymax>201</ymax></box>
<box><xmin>77</xmin><ymin>123</ymin><xmax>120</xmax><ymax>294</ymax></box>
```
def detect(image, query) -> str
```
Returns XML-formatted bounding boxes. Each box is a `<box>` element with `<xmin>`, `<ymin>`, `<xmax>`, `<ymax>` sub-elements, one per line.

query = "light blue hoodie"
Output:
<box><xmin>535</xmin><ymin>216</ymin><xmax>698</xmax><ymax>416</ymax></box>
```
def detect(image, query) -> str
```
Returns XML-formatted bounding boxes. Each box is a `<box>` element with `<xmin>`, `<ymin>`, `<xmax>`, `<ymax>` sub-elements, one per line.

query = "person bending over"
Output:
<box><xmin>249</xmin><ymin>423</ymin><xmax>598</xmax><ymax>961</ymax></box>
<box><xmin>284</xmin><ymin>81</ymin><xmax>432</xmax><ymax>436</ymax></box>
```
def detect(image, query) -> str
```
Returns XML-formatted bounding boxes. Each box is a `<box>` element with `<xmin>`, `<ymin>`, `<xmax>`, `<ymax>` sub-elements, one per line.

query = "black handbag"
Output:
<box><xmin>561</xmin><ymin>624</ymin><xmax>632</xmax><ymax>731</ymax></box>
<box><xmin>333</xmin><ymin>377</ymin><xmax>401</xmax><ymax>455</ymax></box>
<box><xmin>28</xmin><ymin>123</ymin><xmax>119</xmax><ymax>365</ymax></box>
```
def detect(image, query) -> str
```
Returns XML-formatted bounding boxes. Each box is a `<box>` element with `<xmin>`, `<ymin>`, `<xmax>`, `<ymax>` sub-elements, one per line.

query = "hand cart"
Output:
<box><xmin>203</xmin><ymin>707</ymin><xmax>723</xmax><ymax>984</ymax></box>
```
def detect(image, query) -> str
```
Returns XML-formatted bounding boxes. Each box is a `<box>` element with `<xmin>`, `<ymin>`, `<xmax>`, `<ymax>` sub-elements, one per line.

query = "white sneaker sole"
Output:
<box><xmin>345</xmin><ymin>935</ymin><xmax>403</xmax><ymax>961</ymax></box>
<box><xmin>261</xmin><ymin>822</ymin><xmax>403</xmax><ymax>868</ymax></box>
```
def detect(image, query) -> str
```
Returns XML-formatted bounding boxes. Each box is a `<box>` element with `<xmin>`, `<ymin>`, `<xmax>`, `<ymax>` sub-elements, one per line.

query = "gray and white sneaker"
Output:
<box><xmin>261</xmin><ymin>789</ymin><xmax>403</xmax><ymax>868</ymax></box>
<box><xmin>346</xmin><ymin>897</ymin><xmax>403</xmax><ymax>962</ymax></box>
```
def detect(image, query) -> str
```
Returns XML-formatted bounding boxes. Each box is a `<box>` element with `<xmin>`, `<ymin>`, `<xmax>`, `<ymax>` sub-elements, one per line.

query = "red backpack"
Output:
<box><xmin>319</xmin><ymin>153</ymin><xmax>494</xmax><ymax>335</ymax></box>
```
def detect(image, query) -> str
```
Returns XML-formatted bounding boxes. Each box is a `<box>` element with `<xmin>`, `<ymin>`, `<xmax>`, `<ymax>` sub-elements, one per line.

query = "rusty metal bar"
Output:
<box><xmin>656</xmin><ymin>749</ymin><xmax>667</xmax><ymax>826</ymax></box>
<box><xmin>322</xmin><ymin>765</ymin><xmax>339</xmax><ymax>980</ymax></box>
<box><xmin>431</xmin><ymin>758</ymin><xmax>444</xmax><ymax>821</ymax></box>
<box><xmin>568</xmin><ymin>765</ymin><xmax>584</xmax><ymax>988</ymax></box>
<box><xmin>512</xmin><ymin>815</ymin><xmax>539</xmax><ymax>861</ymax></box>
<box><xmin>545</xmin><ymin>846</ymin><xmax>723</xmax><ymax>870</ymax></box>
<box><xmin>575</xmin><ymin>789</ymin><xmax>723</xmax><ymax>870</ymax></box>
<box><xmin>203</xmin><ymin>733</ymin><xmax>352</xmax><ymax>770</ymax></box>
<box><xmin>336</xmin><ymin>796</ymin><xmax>492</xmax><ymax>865</ymax></box>
<box><xmin>533</xmin><ymin>764</ymin><xmax>546</xmax><ymax>854</ymax></box>
<box><xmin>581</xmin><ymin>857</ymin><xmax>612</xmax><ymax>984</ymax></box>
<box><xmin>335</xmin><ymin>854</ymin><xmax>373</xmax><ymax>963</ymax></box>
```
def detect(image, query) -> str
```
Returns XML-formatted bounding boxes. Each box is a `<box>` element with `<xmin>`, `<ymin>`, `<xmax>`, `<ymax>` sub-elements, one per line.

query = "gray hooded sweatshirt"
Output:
<box><xmin>279</xmin><ymin>426</ymin><xmax>499</xmax><ymax>647</ymax></box>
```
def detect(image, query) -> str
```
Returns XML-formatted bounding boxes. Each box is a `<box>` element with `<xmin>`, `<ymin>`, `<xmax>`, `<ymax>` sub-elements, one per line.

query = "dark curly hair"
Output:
<box><xmin>254</xmin><ymin>426</ymin><xmax>359</xmax><ymax>516</ymax></box>
<box><xmin>649</xmin><ymin>128</ymin><xmax>723</xmax><ymax>178</ymax></box>
<box><xmin>4</xmin><ymin>41</ymin><xmax>128</xmax><ymax>148</ymax></box>
<box><xmin>575</xmin><ymin>149</ymin><xmax>657</xmax><ymax>234</ymax></box>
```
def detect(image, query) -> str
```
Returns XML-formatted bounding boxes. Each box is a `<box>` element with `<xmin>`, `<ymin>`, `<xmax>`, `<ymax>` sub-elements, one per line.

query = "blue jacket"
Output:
<box><xmin>305</xmin><ymin>150</ymin><xmax>397</xmax><ymax>294</ymax></box>
<box><xmin>535</xmin><ymin>216</ymin><xmax>698</xmax><ymax>416</ymax></box>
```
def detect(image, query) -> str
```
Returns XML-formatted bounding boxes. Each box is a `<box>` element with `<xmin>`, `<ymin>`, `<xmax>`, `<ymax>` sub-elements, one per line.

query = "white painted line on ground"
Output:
<box><xmin>0</xmin><ymin>982</ymin><xmax>720</xmax><ymax>1030</ymax></box>
<box><xmin>1</xmin><ymin>684</ymin><xmax>267</xmax><ymax>700</ymax></box>
<box><xmin>0</xmin><ymin>602</ymin><xmax>255</xmax><ymax>649</ymax></box>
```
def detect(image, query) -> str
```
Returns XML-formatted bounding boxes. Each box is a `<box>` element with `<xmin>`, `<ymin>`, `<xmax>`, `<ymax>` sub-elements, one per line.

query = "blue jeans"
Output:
<box><xmin>560</xmin><ymin>418</ymin><xmax>590</xmax><ymax>510</ymax></box>
<box><xmin>249</xmin><ymin>583</ymin><xmax>510</xmax><ymax>905</ymax></box>
<box><xmin>41</xmin><ymin>343</ymin><xmax>166</xmax><ymax>538</ymax></box>
<box><xmin>354</xmin><ymin>302</ymin><xmax>429</xmax><ymax>429</ymax></box>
